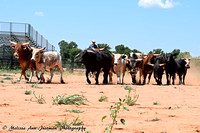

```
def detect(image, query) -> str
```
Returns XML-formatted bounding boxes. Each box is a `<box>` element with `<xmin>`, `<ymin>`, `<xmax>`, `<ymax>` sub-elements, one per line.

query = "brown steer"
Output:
<box><xmin>9</xmin><ymin>41</ymin><xmax>39</xmax><ymax>82</ymax></box>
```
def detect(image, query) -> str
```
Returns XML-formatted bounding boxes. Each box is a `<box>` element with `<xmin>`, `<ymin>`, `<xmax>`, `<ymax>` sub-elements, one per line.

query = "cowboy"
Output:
<box><xmin>89</xmin><ymin>40</ymin><xmax>105</xmax><ymax>51</ymax></box>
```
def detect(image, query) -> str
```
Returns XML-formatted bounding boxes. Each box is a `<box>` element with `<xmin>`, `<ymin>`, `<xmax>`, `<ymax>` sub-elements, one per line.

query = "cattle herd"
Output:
<box><xmin>9</xmin><ymin>41</ymin><xmax>191</xmax><ymax>85</ymax></box>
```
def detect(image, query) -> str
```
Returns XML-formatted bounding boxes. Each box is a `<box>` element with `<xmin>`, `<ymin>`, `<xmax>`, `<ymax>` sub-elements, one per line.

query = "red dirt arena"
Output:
<box><xmin>0</xmin><ymin>64</ymin><xmax>200</xmax><ymax>133</ymax></box>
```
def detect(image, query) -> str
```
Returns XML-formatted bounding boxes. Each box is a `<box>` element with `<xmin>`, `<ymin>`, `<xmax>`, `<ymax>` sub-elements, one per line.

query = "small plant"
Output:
<box><xmin>99</xmin><ymin>95</ymin><xmax>108</xmax><ymax>102</ymax></box>
<box><xmin>52</xmin><ymin>94</ymin><xmax>88</xmax><ymax>105</ymax></box>
<box><xmin>71</xmin><ymin>117</ymin><xmax>84</xmax><ymax>126</ymax></box>
<box><xmin>11</xmin><ymin>81</ymin><xmax>17</xmax><ymax>84</ymax></box>
<box><xmin>52</xmin><ymin>117</ymin><xmax>83</xmax><ymax>129</ymax></box>
<box><xmin>65</xmin><ymin>109</ymin><xmax>84</xmax><ymax>113</ymax></box>
<box><xmin>0</xmin><ymin>80</ymin><xmax>4</xmax><ymax>83</ymax></box>
<box><xmin>124</xmin><ymin>85</ymin><xmax>133</xmax><ymax>90</ymax></box>
<box><xmin>31</xmin><ymin>84</ymin><xmax>42</xmax><ymax>89</ymax></box>
<box><xmin>53</xmin><ymin>119</ymin><xmax>70</xmax><ymax>128</ymax></box>
<box><xmin>0</xmin><ymin>74</ymin><xmax>13</xmax><ymax>76</ymax></box>
<box><xmin>3</xmin><ymin>77</ymin><xmax>13</xmax><ymax>80</ymax></box>
<box><xmin>102</xmin><ymin>98</ymin><xmax>129</xmax><ymax>133</ymax></box>
<box><xmin>33</xmin><ymin>91</ymin><xmax>46</xmax><ymax>104</ymax></box>
<box><xmin>125</xmin><ymin>86</ymin><xmax>139</xmax><ymax>106</ymax></box>
<box><xmin>25</xmin><ymin>90</ymin><xmax>32</xmax><ymax>95</ymax></box>
<box><xmin>153</xmin><ymin>101</ymin><xmax>158</xmax><ymax>105</ymax></box>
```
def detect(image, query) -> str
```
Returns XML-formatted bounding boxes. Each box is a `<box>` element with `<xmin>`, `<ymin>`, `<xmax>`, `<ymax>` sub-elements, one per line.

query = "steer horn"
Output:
<box><xmin>22</xmin><ymin>41</ymin><xmax>31</xmax><ymax>46</ymax></box>
<box><xmin>87</xmin><ymin>49</ymin><xmax>95</xmax><ymax>53</ymax></box>
<box><xmin>159</xmin><ymin>64</ymin><xmax>165</xmax><ymax>67</ymax></box>
<box><xmin>153</xmin><ymin>54</ymin><xmax>161</xmax><ymax>56</ymax></box>
<box><xmin>147</xmin><ymin>63</ymin><xmax>154</xmax><ymax>66</ymax></box>
<box><xmin>135</xmin><ymin>59</ymin><xmax>143</xmax><ymax>62</ymax></box>
<box><xmin>9</xmin><ymin>40</ymin><xmax>17</xmax><ymax>45</ymax></box>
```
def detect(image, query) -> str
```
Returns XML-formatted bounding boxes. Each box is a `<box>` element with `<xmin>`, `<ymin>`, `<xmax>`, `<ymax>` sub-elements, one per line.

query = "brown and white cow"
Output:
<box><xmin>9</xmin><ymin>40</ymin><xmax>39</xmax><ymax>82</ymax></box>
<box><xmin>31</xmin><ymin>47</ymin><xmax>65</xmax><ymax>83</ymax></box>
<box><xmin>113</xmin><ymin>53</ymin><xmax>127</xmax><ymax>84</ymax></box>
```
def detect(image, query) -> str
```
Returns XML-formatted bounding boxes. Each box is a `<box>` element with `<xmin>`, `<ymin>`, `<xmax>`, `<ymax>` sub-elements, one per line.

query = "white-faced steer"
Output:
<box><xmin>31</xmin><ymin>47</ymin><xmax>65</xmax><ymax>83</ymax></box>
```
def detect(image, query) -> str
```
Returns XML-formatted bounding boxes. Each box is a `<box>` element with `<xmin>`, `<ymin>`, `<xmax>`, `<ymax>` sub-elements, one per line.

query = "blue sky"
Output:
<box><xmin>0</xmin><ymin>0</ymin><xmax>200</xmax><ymax>56</ymax></box>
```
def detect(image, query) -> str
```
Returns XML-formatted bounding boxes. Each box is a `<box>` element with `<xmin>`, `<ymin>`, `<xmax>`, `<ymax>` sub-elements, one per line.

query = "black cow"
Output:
<box><xmin>152</xmin><ymin>56</ymin><xmax>166</xmax><ymax>85</ymax></box>
<box><xmin>126</xmin><ymin>53</ymin><xmax>143</xmax><ymax>85</ymax></box>
<box><xmin>175</xmin><ymin>58</ymin><xmax>190</xmax><ymax>85</ymax></box>
<box><xmin>165</xmin><ymin>53</ymin><xmax>178</xmax><ymax>85</ymax></box>
<box><xmin>77</xmin><ymin>49</ymin><xmax>113</xmax><ymax>84</ymax></box>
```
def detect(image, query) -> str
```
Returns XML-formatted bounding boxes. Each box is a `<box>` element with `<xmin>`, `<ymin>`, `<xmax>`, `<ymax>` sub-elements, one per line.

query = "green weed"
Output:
<box><xmin>31</xmin><ymin>84</ymin><xmax>42</xmax><ymax>89</ymax></box>
<box><xmin>25</xmin><ymin>90</ymin><xmax>32</xmax><ymax>95</ymax></box>
<box><xmin>125</xmin><ymin>86</ymin><xmax>139</xmax><ymax>106</ymax></box>
<box><xmin>33</xmin><ymin>91</ymin><xmax>46</xmax><ymax>104</ymax></box>
<box><xmin>99</xmin><ymin>95</ymin><xmax>108</xmax><ymax>102</ymax></box>
<box><xmin>153</xmin><ymin>101</ymin><xmax>158</xmax><ymax>105</ymax></box>
<box><xmin>52</xmin><ymin>94</ymin><xmax>88</xmax><ymax>105</ymax></box>
<box><xmin>3</xmin><ymin>77</ymin><xmax>13</xmax><ymax>80</ymax></box>
<box><xmin>52</xmin><ymin>117</ymin><xmax>83</xmax><ymax>129</ymax></box>
<box><xmin>102</xmin><ymin>98</ymin><xmax>129</xmax><ymax>133</ymax></box>
<box><xmin>65</xmin><ymin>109</ymin><xmax>84</xmax><ymax>113</ymax></box>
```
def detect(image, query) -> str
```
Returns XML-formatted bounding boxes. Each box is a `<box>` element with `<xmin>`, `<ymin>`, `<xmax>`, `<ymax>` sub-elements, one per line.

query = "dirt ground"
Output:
<box><xmin>0</xmin><ymin>65</ymin><xmax>200</xmax><ymax>133</ymax></box>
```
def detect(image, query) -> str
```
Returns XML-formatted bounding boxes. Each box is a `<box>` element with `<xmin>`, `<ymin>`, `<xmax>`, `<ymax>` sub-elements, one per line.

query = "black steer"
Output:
<box><xmin>175</xmin><ymin>58</ymin><xmax>190</xmax><ymax>85</ymax></box>
<box><xmin>153</xmin><ymin>56</ymin><xmax>166</xmax><ymax>85</ymax></box>
<box><xmin>77</xmin><ymin>49</ymin><xmax>113</xmax><ymax>84</ymax></box>
<box><xmin>165</xmin><ymin>53</ymin><xmax>178</xmax><ymax>85</ymax></box>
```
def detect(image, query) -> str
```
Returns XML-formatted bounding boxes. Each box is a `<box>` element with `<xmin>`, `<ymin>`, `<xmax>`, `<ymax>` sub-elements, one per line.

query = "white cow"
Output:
<box><xmin>113</xmin><ymin>53</ymin><xmax>128</xmax><ymax>84</ymax></box>
<box><xmin>31</xmin><ymin>47</ymin><xmax>65</xmax><ymax>83</ymax></box>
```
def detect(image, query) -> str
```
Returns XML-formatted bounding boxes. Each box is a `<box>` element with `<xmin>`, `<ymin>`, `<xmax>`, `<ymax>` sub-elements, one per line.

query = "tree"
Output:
<box><xmin>58</xmin><ymin>40</ymin><xmax>82</xmax><ymax>72</ymax></box>
<box><xmin>115</xmin><ymin>44</ymin><xmax>131</xmax><ymax>55</ymax></box>
<box><xmin>132</xmin><ymin>49</ymin><xmax>141</xmax><ymax>53</ymax></box>
<box><xmin>171</xmin><ymin>49</ymin><xmax>180</xmax><ymax>59</ymax></box>
<box><xmin>149</xmin><ymin>48</ymin><xmax>165</xmax><ymax>57</ymax></box>
<box><xmin>177</xmin><ymin>52</ymin><xmax>192</xmax><ymax>59</ymax></box>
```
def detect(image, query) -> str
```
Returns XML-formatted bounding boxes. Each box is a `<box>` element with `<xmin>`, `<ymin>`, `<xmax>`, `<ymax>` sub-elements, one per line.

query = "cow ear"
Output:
<box><xmin>11</xmin><ymin>45</ymin><xmax>15</xmax><ymax>49</ymax></box>
<box><xmin>122</xmin><ymin>55</ymin><xmax>126</xmax><ymax>59</ymax></box>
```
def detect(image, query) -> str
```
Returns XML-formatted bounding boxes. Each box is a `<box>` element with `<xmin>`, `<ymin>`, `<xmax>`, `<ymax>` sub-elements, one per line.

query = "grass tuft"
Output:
<box><xmin>52</xmin><ymin>117</ymin><xmax>83</xmax><ymax>129</ymax></box>
<box><xmin>33</xmin><ymin>91</ymin><xmax>46</xmax><ymax>104</ymax></box>
<box><xmin>52</xmin><ymin>94</ymin><xmax>88</xmax><ymax>105</ymax></box>
<box><xmin>3</xmin><ymin>77</ymin><xmax>13</xmax><ymax>80</ymax></box>
<box><xmin>124</xmin><ymin>86</ymin><xmax>139</xmax><ymax>106</ymax></box>
<box><xmin>65</xmin><ymin>109</ymin><xmax>84</xmax><ymax>113</ymax></box>
<box><xmin>99</xmin><ymin>95</ymin><xmax>108</xmax><ymax>102</ymax></box>
<box><xmin>25</xmin><ymin>90</ymin><xmax>32</xmax><ymax>95</ymax></box>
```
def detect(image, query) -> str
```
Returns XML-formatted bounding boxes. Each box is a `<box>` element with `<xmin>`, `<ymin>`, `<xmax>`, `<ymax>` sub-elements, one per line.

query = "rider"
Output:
<box><xmin>89</xmin><ymin>40</ymin><xmax>105</xmax><ymax>51</ymax></box>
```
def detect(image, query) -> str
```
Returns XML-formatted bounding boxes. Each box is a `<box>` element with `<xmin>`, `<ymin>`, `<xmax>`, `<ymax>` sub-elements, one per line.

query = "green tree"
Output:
<box><xmin>177</xmin><ymin>52</ymin><xmax>192</xmax><ymax>59</ymax></box>
<box><xmin>149</xmin><ymin>48</ymin><xmax>165</xmax><ymax>57</ymax></box>
<box><xmin>171</xmin><ymin>49</ymin><xmax>180</xmax><ymax>59</ymax></box>
<box><xmin>58</xmin><ymin>40</ymin><xmax>82</xmax><ymax>72</ymax></box>
<box><xmin>115</xmin><ymin>44</ymin><xmax>131</xmax><ymax>55</ymax></box>
<box><xmin>132</xmin><ymin>49</ymin><xmax>141</xmax><ymax>53</ymax></box>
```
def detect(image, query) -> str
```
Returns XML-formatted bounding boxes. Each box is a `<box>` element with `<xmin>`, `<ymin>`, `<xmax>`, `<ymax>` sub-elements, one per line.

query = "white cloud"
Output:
<box><xmin>138</xmin><ymin>0</ymin><xmax>180</xmax><ymax>9</ymax></box>
<box><xmin>34</xmin><ymin>11</ymin><xmax>44</xmax><ymax>16</ymax></box>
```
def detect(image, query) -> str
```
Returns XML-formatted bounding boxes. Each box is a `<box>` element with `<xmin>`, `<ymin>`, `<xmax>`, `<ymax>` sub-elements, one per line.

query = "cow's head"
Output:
<box><xmin>113</xmin><ymin>54</ymin><xmax>126</xmax><ymax>65</ymax></box>
<box><xmin>77</xmin><ymin>49</ymin><xmax>96</xmax><ymax>64</ymax></box>
<box><xmin>9</xmin><ymin>41</ymin><xmax>31</xmax><ymax>58</ymax></box>
<box><xmin>31</xmin><ymin>47</ymin><xmax>45</xmax><ymax>62</ymax></box>
<box><xmin>181</xmin><ymin>58</ymin><xmax>191</xmax><ymax>69</ymax></box>
<box><xmin>166</xmin><ymin>53</ymin><xmax>178</xmax><ymax>63</ymax></box>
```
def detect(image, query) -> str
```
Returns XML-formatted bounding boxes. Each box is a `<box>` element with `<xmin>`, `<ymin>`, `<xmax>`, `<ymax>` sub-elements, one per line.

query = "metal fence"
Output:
<box><xmin>0</xmin><ymin>22</ymin><xmax>56</xmax><ymax>69</ymax></box>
